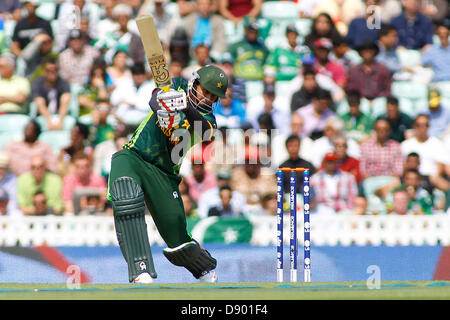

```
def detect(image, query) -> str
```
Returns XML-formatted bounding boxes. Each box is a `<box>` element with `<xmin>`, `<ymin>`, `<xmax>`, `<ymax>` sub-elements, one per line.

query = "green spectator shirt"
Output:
<box><xmin>124</xmin><ymin>78</ymin><xmax>216</xmax><ymax>176</ymax></box>
<box><xmin>227</xmin><ymin>40</ymin><xmax>269</xmax><ymax>81</ymax></box>
<box><xmin>340</xmin><ymin>112</ymin><xmax>374</xmax><ymax>143</ymax></box>
<box><xmin>264</xmin><ymin>44</ymin><xmax>311</xmax><ymax>81</ymax></box>
<box><xmin>386</xmin><ymin>185</ymin><xmax>434</xmax><ymax>215</ymax></box>
<box><xmin>0</xmin><ymin>32</ymin><xmax>10</xmax><ymax>55</ymax></box>
<box><xmin>17</xmin><ymin>171</ymin><xmax>64</xmax><ymax>212</ymax></box>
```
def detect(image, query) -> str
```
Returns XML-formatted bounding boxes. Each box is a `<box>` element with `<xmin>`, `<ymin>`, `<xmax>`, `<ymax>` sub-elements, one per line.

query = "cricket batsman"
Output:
<box><xmin>108</xmin><ymin>65</ymin><xmax>228</xmax><ymax>283</ymax></box>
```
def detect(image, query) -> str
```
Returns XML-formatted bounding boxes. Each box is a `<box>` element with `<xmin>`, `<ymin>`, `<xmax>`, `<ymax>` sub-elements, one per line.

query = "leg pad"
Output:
<box><xmin>110</xmin><ymin>177</ymin><xmax>157</xmax><ymax>282</ymax></box>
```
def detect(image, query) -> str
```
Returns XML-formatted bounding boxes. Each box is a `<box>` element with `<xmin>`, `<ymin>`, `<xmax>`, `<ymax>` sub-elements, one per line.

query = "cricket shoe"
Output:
<box><xmin>199</xmin><ymin>269</ymin><xmax>217</xmax><ymax>283</ymax></box>
<box><xmin>133</xmin><ymin>272</ymin><xmax>153</xmax><ymax>284</ymax></box>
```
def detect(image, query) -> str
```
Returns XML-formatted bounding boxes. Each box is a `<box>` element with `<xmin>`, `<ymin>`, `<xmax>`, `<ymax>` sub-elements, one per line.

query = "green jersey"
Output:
<box><xmin>264</xmin><ymin>44</ymin><xmax>311</xmax><ymax>81</ymax></box>
<box><xmin>340</xmin><ymin>112</ymin><xmax>374</xmax><ymax>143</ymax></box>
<box><xmin>227</xmin><ymin>40</ymin><xmax>269</xmax><ymax>81</ymax></box>
<box><xmin>123</xmin><ymin>78</ymin><xmax>216</xmax><ymax>176</ymax></box>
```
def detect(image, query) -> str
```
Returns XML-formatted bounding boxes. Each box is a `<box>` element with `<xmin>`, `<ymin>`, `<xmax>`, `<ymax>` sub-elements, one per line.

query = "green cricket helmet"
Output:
<box><xmin>188</xmin><ymin>65</ymin><xmax>228</xmax><ymax>113</ymax></box>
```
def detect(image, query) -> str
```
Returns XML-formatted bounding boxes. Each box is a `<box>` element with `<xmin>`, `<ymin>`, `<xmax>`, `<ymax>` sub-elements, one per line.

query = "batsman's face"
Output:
<box><xmin>195</xmin><ymin>83</ymin><xmax>218</xmax><ymax>106</ymax></box>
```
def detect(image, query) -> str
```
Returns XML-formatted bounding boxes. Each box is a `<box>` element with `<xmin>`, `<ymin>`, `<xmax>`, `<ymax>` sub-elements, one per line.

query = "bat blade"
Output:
<box><xmin>136</xmin><ymin>15</ymin><xmax>171</xmax><ymax>91</ymax></box>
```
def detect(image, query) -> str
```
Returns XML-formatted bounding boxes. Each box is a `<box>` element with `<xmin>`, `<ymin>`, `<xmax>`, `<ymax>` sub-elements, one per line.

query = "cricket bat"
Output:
<box><xmin>136</xmin><ymin>15</ymin><xmax>171</xmax><ymax>92</ymax></box>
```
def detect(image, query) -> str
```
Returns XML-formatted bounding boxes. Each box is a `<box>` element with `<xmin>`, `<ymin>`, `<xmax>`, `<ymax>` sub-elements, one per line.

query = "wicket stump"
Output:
<box><xmin>276</xmin><ymin>168</ymin><xmax>311</xmax><ymax>283</ymax></box>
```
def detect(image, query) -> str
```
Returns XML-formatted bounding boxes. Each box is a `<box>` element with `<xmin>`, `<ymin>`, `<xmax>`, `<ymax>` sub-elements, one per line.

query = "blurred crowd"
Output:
<box><xmin>0</xmin><ymin>0</ymin><xmax>448</xmax><ymax>218</ymax></box>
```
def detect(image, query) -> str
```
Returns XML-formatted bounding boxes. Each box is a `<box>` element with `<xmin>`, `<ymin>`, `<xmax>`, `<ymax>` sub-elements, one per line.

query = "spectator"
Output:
<box><xmin>3</xmin><ymin>120</ymin><xmax>57</xmax><ymax>176</ymax></box>
<box><xmin>197</xmin><ymin>168</ymin><xmax>246</xmax><ymax>218</ymax></box>
<box><xmin>207</xmin><ymin>185</ymin><xmax>240</xmax><ymax>217</ymax></box>
<box><xmin>330</xmin><ymin>36</ymin><xmax>362</xmax><ymax>72</ymax></box>
<box><xmin>290</xmin><ymin>67</ymin><xmax>322</xmax><ymax>112</ymax></box>
<box><xmin>30</xmin><ymin>191</ymin><xmax>53</xmax><ymax>215</ymax></box>
<box><xmin>403</xmin><ymin>152</ymin><xmax>434</xmax><ymax>195</ymax></box>
<box><xmin>352</xmin><ymin>196</ymin><xmax>368</xmax><ymax>215</ymax></box>
<box><xmin>20</xmin><ymin>32</ymin><xmax>58</xmax><ymax>82</ymax></box>
<box><xmin>110</xmin><ymin>62</ymin><xmax>156</xmax><ymax>125</ymax></box>
<box><xmin>182</xmin><ymin>43</ymin><xmax>212</xmax><ymax>80</ymax></box>
<box><xmin>296</xmin><ymin>88</ymin><xmax>336</xmax><ymax>140</ymax></box>
<box><xmin>226</xmin><ymin>21</ymin><xmax>269</xmax><ymax>81</ymax></box>
<box><xmin>401</xmin><ymin>114</ymin><xmax>450</xmax><ymax>193</ymax></box>
<box><xmin>278</xmin><ymin>135</ymin><xmax>316</xmax><ymax>193</ymax></box>
<box><xmin>169</xmin><ymin>27</ymin><xmax>191</xmax><ymax>68</ymax></box>
<box><xmin>214</xmin><ymin>87</ymin><xmax>246</xmax><ymax>129</ymax></box>
<box><xmin>219</xmin><ymin>57</ymin><xmax>247</xmax><ymax>103</ymax></box>
<box><xmin>77</xmin><ymin>60</ymin><xmax>112</xmax><ymax>118</ymax></box>
<box><xmin>423</xmin><ymin>87</ymin><xmax>450</xmax><ymax>138</ymax></box>
<box><xmin>185</xmin><ymin>157</ymin><xmax>217</xmax><ymax>203</ymax></box>
<box><xmin>182</xmin><ymin>192</ymin><xmax>197</xmax><ymax>217</ymax></box>
<box><xmin>333</xmin><ymin>135</ymin><xmax>362</xmax><ymax>185</ymax></box>
<box><xmin>390</xmin><ymin>0</ymin><xmax>433</xmax><ymax>50</ymax></box>
<box><xmin>0</xmin><ymin>54</ymin><xmax>30</xmax><ymax>113</ymax></box>
<box><xmin>312</xmin><ymin>0</ymin><xmax>365</xmax><ymax>36</ymax></box>
<box><xmin>58</xmin><ymin>29</ymin><xmax>100</xmax><ymax>85</ymax></box>
<box><xmin>218</xmin><ymin>0</ymin><xmax>262</xmax><ymax>26</ymax></box>
<box><xmin>304</xmin><ymin>12</ymin><xmax>342</xmax><ymax>51</ymax></box>
<box><xmin>400</xmin><ymin>151</ymin><xmax>445</xmax><ymax>210</ymax></box>
<box><xmin>31</xmin><ymin>58</ymin><xmax>71</xmax><ymax>131</ymax></box>
<box><xmin>386</xmin><ymin>168</ymin><xmax>434</xmax><ymax>214</ymax></box>
<box><xmin>421</xmin><ymin>23</ymin><xmax>450</xmax><ymax>82</ymax></box>
<box><xmin>169</xmin><ymin>58</ymin><xmax>186</xmax><ymax>80</ymax></box>
<box><xmin>377</xmin><ymin>96</ymin><xmax>413</xmax><ymax>143</ymax></box>
<box><xmin>260</xmin><ymin>193</ymin><xmax>278</xmax><ymax>216</ymax></box>
<box><xmin>106</xmin><ymin>50</ymin><xmax>133</xmax><ymax>88</ymax></box>
<box><xmin>138</xmin><ymin>0</ymin><xmax>179</xmax><ymax>48</ymax></box>
<box><xmin>96</xmin><ymin>3</ymin><xmax>144</xmax><ymax>67</ymax></box>
<box><xmin>183</xmin><ymin>0</ymin><xmax>226</xmax><ymax>59</ymax></box>
<box><xmin>340</xmin><ymin>90</ymin><xmax>374</xmax><ymax>143</ymax></box>
<box><xmin>346</xmin><ymin>40</ymin><xmax>392</xmax><ymax>100</ymax></box>
<box><xmin>310</xmin><ymin>116</ymin><xmax>361</xmax><ymax>168</ymax></box>
<box><xmin>89</xmin><ymin>99</ymin><xmax>118</xmax><ymax>146</ymax></box>
<box><xmin>0</xmin><ymin>152</ymin><xmax>18</xmax><ymax>214</ymax></box>
<box><xmin>346</xmin><ymin>0</ymin><xmax>383</xmax><ymax>49</ymax></box>
<box><xmin>93</xmin><ymin>123</ymin><xmax>129</xmax><ymax>178</ymax></box>
<box><xmin>264</xmin><ymin>24</ymin><xmax>311</xmax><ymax>83</ymax></box>
<box><xmin>246</xmin><ymin>83</ymin><xmax>290</xmax><ymax>136</ymax></box>
<box><xmin>310</xmin><ymin>152</ymin><xmax>358</xmax><ymax>213</ymax></box>
<box><xmin>17</xmin><ymin>155</ymin><xmax>63</xmax><ymax>215</ymax></box>
<box><xmin>230</xmin><ymin>149</ymin><xmax>277</xmax><ymax>201</ymax></box>
<box><xmin>270</xmin><ymin>113</ymin><xmax>315</xmax><ymax>168</ymax></box>
<box><xmin>390</xmin><ymin>189</ymin><xmax>410</xmax><ymax>214</ymax></box>
<box><xmin>62</xmin><ymin>153</ymin><xmax>107</xmax><ymax>215</ymax></box>
<box><xmin>78</xmin><ymin>194</ymin><xmax>107</xmax><ymax>216</ymax></box>
<box><xmin>57</xmin><ymin>122</ymin><xmax>93</xmax><ymax>177</ymax></box>
<box><xmin>10</xmin><ymin>0</ymin><xmax>53</xmax><ymax>57</ymax></box>
<box><xmin>311</xmin><ymin>37</ymin><xmax>347</xmax><ymax>88</ymax></box>
<box><xmin>376</xmin><ymin>24</ymin><xmax>402</xmax><ymax>75</ymax></box>
<box><xmin>0</xmin><ymin>0</ymin><xmax>22</xmax><ymax>21</ymax></box>
<box><xmin>55</xmin><ymin>0</ymin><xmax>100</xmax><ymax>52</ymax></box>
<box><xmin>0</xmin><ymin>187</ymin><xmax>21</xmax><ymax>216</ymax></box>
<box><xmin>360</xmin><ymin>117</ymin><xmax>403</xmax><ymax>178</ymax></box>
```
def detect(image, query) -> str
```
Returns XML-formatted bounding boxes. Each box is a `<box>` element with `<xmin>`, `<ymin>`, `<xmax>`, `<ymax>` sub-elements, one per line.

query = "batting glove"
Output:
<box><xmin>157</xmin><ymin>109</ymin><xmax>181</xmax><ymax>129</ymax></box>
<box><xmin>157</xmin><ymin>89</ymin><xmax>187</xmax><ymax>112</ymax></box>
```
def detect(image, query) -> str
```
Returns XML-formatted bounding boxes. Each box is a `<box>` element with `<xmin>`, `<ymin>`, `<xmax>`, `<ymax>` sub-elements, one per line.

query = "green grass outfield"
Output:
<box><xmin>1</xmin><ymin>281</ymin><xmax>450</xmax><ymax>300</ymax></box>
